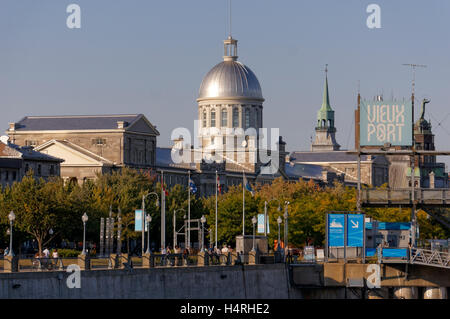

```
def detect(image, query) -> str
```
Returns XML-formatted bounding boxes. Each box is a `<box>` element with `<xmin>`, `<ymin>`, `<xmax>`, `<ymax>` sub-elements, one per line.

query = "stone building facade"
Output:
<box><xmin>6</xmin><ymin>114</ymin><xmax>159</xmax><ymax>183</ymax></box>
<box><xmin>0</xmin><ymin>136</ymin><xmax>62</xmax><ymax>187</ymax></box>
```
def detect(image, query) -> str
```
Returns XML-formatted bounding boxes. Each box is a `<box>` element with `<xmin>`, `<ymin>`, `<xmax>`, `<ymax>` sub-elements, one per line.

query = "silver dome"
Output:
<box><xmin>198</xmin><ymin>60</ymin><xmax>263</xmax><ymax>100</ymax></box>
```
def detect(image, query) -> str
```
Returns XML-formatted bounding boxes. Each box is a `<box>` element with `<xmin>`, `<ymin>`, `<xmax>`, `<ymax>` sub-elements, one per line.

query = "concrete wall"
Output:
<box><xmin>0</xmin><ymin>264</ymin><xmax>302</xmax><ymax>299</ymax></box>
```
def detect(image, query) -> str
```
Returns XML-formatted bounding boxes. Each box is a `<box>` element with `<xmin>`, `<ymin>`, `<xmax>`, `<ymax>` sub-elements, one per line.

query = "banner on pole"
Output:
<box><xmin>257</xmin><ymin>214</ymin><xmax>270</xmax><ymax>234</ymax></box>
<box><xmin>135</xmin><ymin>210</ymin><xmax>148</xmax><ymax>232</ymax></box>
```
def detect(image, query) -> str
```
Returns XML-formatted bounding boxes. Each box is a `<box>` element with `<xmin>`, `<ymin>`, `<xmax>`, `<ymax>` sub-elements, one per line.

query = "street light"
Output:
<box><xmin>81</xmin><ymin>213</ymin><xmax>88</xmax><ymax>255</ymax></box>
<box><xmin>284</xmin><ymin>201</ymin><xmax>290</xmax><ymax>254</ymax></box>
<box><xmin>200</xmin><ymin>215</ymin><xmax>206</xmax><ymax>252</ymax></box>
<box><xmin>8</xmin><ymin>211</ymin><xmax>15</xmax><ymax>257</ymax></box>
<box><xmin>277</xmin><ymin>216</ymin><xmax>282</xmax><ymax>252</ymax></box>
<box><xmin>145</xmin><ymin>214</ymin><xmax>152</xmax><ymax>254</ymax></box>
<box><xmin>142</xmin><ymin>192</ymin><xmax>159</xmax><ymax>256</ymax></box>
<box><xmin>117</xmin><ymin>210</ymin><xmax>122</xmax><ymax>255</ymax></box>
<box><xmin>251</xmin><ymin>216</ymin><xmax>257</xmax><ymax>251</ymax></box>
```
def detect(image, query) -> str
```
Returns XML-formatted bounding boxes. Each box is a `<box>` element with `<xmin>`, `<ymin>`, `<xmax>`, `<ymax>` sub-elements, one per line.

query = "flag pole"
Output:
<box><xmin>215</xmin><ymin>170</ymin><xmax>218</xmax><ymax>249</ymax></box>
<box><xmin>161</xmin><ymin>170</ymin><xmax>165</xmax><ymax>252</ymax></box>
<box><xmin>242</xmin><ymin>170</ymin><xmax>245</xmax><ymax>236</ymax></box>
<box><xmin>188</xmin><ymin>170</ymin><xmax>191</xmax><ymax>250</ymax></box>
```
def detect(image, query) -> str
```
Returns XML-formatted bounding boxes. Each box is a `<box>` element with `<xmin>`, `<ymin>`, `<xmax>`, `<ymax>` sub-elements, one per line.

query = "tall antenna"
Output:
<box><xmin>402</xmin><ymin>63</ymin><xmax>427</xmax><ymax>95</ymax></box>
<box><xmin>228</xmin><ymin>0</ymin><xmax>232</xmax><ymax>37</ymax></box>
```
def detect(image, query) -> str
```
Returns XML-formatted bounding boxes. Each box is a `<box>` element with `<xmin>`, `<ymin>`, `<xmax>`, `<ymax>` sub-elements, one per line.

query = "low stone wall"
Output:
<box><xmin>0</xmin><ymin>264</ymin><xmax>301</xmax><ymax>299</ymax></box>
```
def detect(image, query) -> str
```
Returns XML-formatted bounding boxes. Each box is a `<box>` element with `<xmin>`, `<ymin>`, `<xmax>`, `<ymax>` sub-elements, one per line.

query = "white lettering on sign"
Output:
<box><xmin>366</xmin><ymin>264</ymin><xmax>381</xmax><ymax>288</ymax></box>
<box><xmin>366</xmin><ymin>104</ymin><xmax>406</xmax><ymax>143</ymax></box>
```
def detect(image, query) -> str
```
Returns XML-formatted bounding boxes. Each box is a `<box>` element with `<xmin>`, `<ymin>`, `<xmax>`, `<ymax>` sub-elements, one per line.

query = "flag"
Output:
<box><xmin>243</xmin><ymin>172</ymin><xmax>254</xmax><ymax>196</ymax></box>
<box><xmin>189</xmin><ymin>178</ymin><xmax>197</xmax><ymax>194</ymax></box>
<box><xmin>217</xmin><ymin>174</ymin><xmax>222</xmax><ymax>194</ymax></box>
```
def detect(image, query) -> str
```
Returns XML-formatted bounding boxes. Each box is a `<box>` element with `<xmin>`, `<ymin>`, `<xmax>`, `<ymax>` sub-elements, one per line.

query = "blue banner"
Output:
<box><xmin>360</xmin><ymin>100</ymin><xmax>412</xmax><ymax>146</ymax></box>
<box><xmin>328</xmin><ymin>214</ymin><xmax>345</xmax><ymax>247</ymax></box>
<box><xmin>347</xmin><ymin>214</ymin><xmax>364</xmax><ymax>247</ymax></box>
<box><xmin>135</xmin><ymin>210</ymin><xmax>148</xmax><ymax>232</ymax></box>
<box><xmin>257</xmin><ymin>214</ymin><xmax>270</xmax><ymax>234</ymax></box>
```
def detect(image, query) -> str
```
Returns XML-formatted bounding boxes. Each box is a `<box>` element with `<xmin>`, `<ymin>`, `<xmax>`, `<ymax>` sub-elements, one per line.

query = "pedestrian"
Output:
<box><xmin>182</xmin><ymin>247</ymin><xmax>189</xmax><ymax>266</ymax></box>
<box><xmin>52</xmin><ymin>249</ymin><xmax>58</xmax><ymax>259</ymax></box>
<box><xmin>3</xmin><ymin>247</ymin><xmax>9</xmax><ymax>256</ymax></box>
<box><xmin>43</xmin><ymin>247</ymin><xmax>50</xmax><ymax>258</ymax></box>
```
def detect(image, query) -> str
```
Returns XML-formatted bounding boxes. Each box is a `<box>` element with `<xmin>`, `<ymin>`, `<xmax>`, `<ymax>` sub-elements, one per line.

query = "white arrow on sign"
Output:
<box><xmin>350</xmin><ymin>220</ymin><xmax>359</xmax><ymax>228</ymax></box>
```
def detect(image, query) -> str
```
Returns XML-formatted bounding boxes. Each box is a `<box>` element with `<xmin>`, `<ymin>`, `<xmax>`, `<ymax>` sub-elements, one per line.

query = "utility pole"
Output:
<box><xmin>402</xmin><ymin>63</ymin><xmax>426</xmax><ymax>248</ymax></box>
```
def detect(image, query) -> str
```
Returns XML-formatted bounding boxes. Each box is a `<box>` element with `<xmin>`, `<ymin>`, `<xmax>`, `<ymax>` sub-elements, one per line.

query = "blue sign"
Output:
<box><xmin>328</xmin><ymin>214</ymin><xmax>345</xmax><ymax>247</ymax></box>
<box><xmin>360</xmin><ymin>100</ymin><xmax>412</xmax><ymax>146</ymax></box>
<box><xmin>135</xmin><ymin>210</ymin><xmax>148</xmax><ymax>232</ymax></box>
<box><xmin>382</xmin><ymin>248</ymin><xmax>408</xmax><ymax>258</ymax></box>
<box><xmin>347</xmin><ymin>214</ymin><xmax>364</xmax><ymax>247</ymax></box>
<box><xmin>257</xmin><ymin>214</ymin><xmax>270</xmax><ymax>234</ymax></box>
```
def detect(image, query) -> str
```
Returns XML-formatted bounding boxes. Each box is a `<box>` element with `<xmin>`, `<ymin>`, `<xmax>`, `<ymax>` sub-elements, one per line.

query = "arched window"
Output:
<box><xmin>233</xmin><ymin>108</ymin><xmax>239</xmax><ymax>127</ymax></box>
<box><xmin>211</xmin><ymin>109</ymin><xmax>216</xmax><ymax>127</ymax></box>
<box><xmin>328</xmin><ymin>120</ymin><xmax>332</xmax><ymax>127</ymax></box>
<box><xmin>322</xmin><ymin>119</ymin><xmax>326</xmax><ymax>127</ymax></box>
<box><xmin>221</xmin><ymin>109</ymin><xmax>228</xmax><ymax>127</ymax></box>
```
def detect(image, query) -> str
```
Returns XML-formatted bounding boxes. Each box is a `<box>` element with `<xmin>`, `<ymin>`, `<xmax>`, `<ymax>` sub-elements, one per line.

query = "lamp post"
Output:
<box><xmin>142</xmin><ymin>192</ymin><xmax>159</xmax><ymax>256</ymax></box>
<box><xmin>145</xmin><ymin>214</ymin><xmax>152</xmax><ymax>254</ymax></box>
<box><xmin>277</xmin><ymin>216</ymin><xmax>282</xmax><ymax>252</ymax></box>
<box><xmin>173</xmin><ymin>208</ymin><xmax>185</xmax><ymax>249</ymax></box>
<box><xmin>8</xmin><ymin>211</ymin><xmax>15</xmax><ymax>256</ymax></box>
<box><xmin>200</xmin><ymin>215</ymin><xmax>206</xmax><ymax>251</ymax></box>
<box><xmin>251</xmin><ymin>216</ymin><xmax>257</xmax><ymax>251</ymax></box>
<box><xmin>117</xmin><ymin>210</ymin><xmax>122</xmax><ymax>255</ymax></box>
<box><xmin>81</xmin><ymin>213</ymin><xmax>88</xmax><ymax>255</ymax></box>
<box><xmin>284</xmin><ymin>201</ymin><xmax>290</xmax><ymax>254</ymax></box>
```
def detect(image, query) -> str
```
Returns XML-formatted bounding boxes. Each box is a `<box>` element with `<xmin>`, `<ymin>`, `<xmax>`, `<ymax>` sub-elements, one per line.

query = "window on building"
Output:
<box><xmin>245</xmin><ymin>108</ymin><xmax>250</xmax><ymax>129</ymax></box>
<box><xmin>25</xmin><ymin>140</ymin><xmax>38</xmax><ymax>147</ymax></box>
<box><xmin>93</xmin><ymin>138</ymin><xmax>106</xmax><ymax>146</ymax></box>
<box><xmin>37</xmin><ymin>164</ymin><xmax>41</xmax><ymax>175</ymax></box>
<box><xmin>50</xmin><ymin>165</ymin><xmax>55</xmax><ymax>176</ymax></box>
<box><xmin>221</xmin><ymin>109</ymin><xmax>228</xmax><ymax>127</ymax></box>
<box><xmin>203</xmin><ymin>111</ymin><xmax>207</xmax><ymax>128</ymax></box>
<box><xmin>233</xmin><ymin>108</ymin><xmax>239</xmax><ymax>128</ymax></box>
<box><xmin>211</xmin><ymin>110</ymin><xmax>216</xmax><ymax>127</ymax></box>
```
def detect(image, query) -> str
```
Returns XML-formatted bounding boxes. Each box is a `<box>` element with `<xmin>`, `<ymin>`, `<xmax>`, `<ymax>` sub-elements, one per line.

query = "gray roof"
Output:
<box><xmin>7</xmin><ymin>143</ymin><xmax>63</xmax><ymax>162</ymax></box>
<box><xmin>12</xmin><ymin>114</ymin><xmax>144</xmax><ymax>131</ymax></box>
<box><xmin>284</xmin><ymin>162</ymin><xmax>324</xmax><ymax>179</ymax></box>
<box><xmin>156</xmin><ymin>147</ymin><xmax>196</xmax><ymax>170</ymax></box>
<box><xmin>290</xmin><ymin>151</ymin><xmax>370</xmax><ymax>163</ymax></box>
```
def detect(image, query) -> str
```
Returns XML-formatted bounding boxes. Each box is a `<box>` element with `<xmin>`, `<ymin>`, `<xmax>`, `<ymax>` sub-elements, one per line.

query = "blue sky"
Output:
<box><xmin>1</xmin><ymin>0</ymin><xmax>450</xmax><ymax>165</ymax></box>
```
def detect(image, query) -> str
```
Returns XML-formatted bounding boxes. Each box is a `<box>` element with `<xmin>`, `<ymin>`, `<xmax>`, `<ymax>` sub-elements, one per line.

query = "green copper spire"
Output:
<box><xmin>316</xmin><ymin>65</ymin><xmax>335</xmax><ymax>128</ymax></box>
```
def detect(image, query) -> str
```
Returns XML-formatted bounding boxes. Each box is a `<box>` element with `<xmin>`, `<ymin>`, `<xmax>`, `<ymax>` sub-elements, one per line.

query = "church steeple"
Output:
<box><xmin>316</xmin><ymin>65</ymin><xmax>335</xmax><ymax>129</ymax></box>
<box><xmin>311</xmin><ymin>65</ymin><xmax>340</xmax><ymax>151</ymax></box>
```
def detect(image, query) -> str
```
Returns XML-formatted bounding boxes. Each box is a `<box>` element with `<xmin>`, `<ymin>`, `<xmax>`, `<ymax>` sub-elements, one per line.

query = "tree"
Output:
<box><xmin>0</xmin><ymin>173</ymin><xmax>77</xmax><ymax>255</ymax></box>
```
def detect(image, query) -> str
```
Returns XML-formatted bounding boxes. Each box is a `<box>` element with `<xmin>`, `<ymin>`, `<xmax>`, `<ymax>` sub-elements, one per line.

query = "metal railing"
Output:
<box><xmin>362</xmin><ymin>188</ymin><xmax>450</xmax><ymax>206</ymax></box>
<box><xmin>410</xmin><ymin>247</ymin><xmax>450</xmax><ymax>269</ymax></box>
<box><xmin>0</xmin><ymin>251</ymin><xmax>286</xmax><ymax>273</ymax></box>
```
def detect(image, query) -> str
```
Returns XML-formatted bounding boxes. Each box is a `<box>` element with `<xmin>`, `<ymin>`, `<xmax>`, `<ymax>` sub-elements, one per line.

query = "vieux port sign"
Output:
<box><xmin>360</xmin><ymin>100</ymin><xmax>412</xmax><ymax>146</ymax></box>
